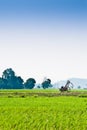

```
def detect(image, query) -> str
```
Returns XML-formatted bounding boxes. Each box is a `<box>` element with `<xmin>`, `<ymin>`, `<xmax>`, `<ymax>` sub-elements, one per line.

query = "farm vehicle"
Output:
<box><xmin>59</xmin><ymin>80</ymin><xmax>73</xmax><ymax>92</ymax></box>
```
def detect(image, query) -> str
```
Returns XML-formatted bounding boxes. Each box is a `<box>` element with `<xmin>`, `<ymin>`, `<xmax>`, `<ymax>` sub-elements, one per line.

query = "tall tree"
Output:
<box><xmin>2</xmin><ymin>68</ymin><xmax>15</xmax><ymax>80</ymax></box>
<box><xmin>2</xmin><ymin>68</ymin><xmax>24</xmax><ymax>89</ymax></box>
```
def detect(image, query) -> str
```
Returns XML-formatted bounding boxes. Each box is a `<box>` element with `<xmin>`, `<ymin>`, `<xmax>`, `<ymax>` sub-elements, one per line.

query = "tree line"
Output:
<box><xmin>0</xmin><ymin>68</ymin><xmax>52</xmax><ymax>89</ymax></box>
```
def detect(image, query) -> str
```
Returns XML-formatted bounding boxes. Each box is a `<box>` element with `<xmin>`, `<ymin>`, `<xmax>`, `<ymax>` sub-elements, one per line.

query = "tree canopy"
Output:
<box><xmin>0</xmin><ymin>68</ymin><xmax>24</xmax><ymax>89</ymax></box>
<box><xmin>0</xmin><ymin>68</ymin><xmax>53</xmax><ymax>89</ymax></box>
<box><xmin>24</xmin><ymin>78</ymin><xmax>36</xmax><ymax>89</ymax></box>
<box><xmin>41</xmin><ymin>78</ymin><xmax>52</xmax><ymax>89</ymax></box>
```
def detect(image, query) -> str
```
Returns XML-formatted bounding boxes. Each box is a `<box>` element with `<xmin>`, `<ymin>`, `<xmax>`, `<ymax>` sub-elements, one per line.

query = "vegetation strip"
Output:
<box><xmin>0</xmin><ymin>90</ymin><xmax>87</xmax><ymax>97</ymax></box>
<box><xmin>0</xmin><ymin>95</ymin><xmax>87</xmax><ymax>130</ymax></box>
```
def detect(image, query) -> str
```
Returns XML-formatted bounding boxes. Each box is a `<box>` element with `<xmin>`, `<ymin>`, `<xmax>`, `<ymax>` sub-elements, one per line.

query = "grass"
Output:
<box><xmin>0</xmin><ymin>89</ymin><xmax>87</xmax><ymax>97</ymax></box>
<box><xmin>0</xmin><ymin>89</ymin><xmax>87</xmax><ymax>130</ymax></box>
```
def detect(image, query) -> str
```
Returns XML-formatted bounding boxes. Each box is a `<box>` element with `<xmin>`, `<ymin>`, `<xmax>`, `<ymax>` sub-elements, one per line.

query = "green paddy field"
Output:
<box><xmin>0</xmin><ymin>89</ymin><xmax>87</xmax><ymax>130</ymax></box>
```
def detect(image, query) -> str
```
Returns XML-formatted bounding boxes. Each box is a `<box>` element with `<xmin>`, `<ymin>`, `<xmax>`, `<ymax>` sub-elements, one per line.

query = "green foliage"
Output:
<box><xmin>24</xmin><ymin>78</ymin><xmax>36</xmax><ymax>89</ymax></box>
<box><xmin>0</xmin><ymin>92</ymin><xmax>87</xmax><ymax>130</ymax></box>
<box><xmin>42</xmin><ymin>78</ymin><xmax>52</xmax><ymax>89</ymax></box>
<box><xmin>0</xmin><ymin>78</ymin><xmax>7</xmax><ymax>89</ymax></box>
<box><xmin>2</xmin><ymin>68</ymin><xmax>15</xmax><ymax>80</ymax></box>
<box><xmin>1</xmin><ymin>68</ymin><xmax>24</xmax><ymax>89</ymax></box>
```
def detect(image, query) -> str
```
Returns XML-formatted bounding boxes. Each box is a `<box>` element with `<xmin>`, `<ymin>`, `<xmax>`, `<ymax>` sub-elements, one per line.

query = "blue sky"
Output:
<box><xmin>0</xmin><ymin>0</ymin><xmax>87</xmax><ymax>83</ymax></box>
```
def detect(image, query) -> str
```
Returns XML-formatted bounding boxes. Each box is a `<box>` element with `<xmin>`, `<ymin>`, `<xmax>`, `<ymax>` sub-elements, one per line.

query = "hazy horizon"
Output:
<box><xmin>0</xmin><ymin>0</ymin><xmax>87</xmax><ymax>83</ymax></box>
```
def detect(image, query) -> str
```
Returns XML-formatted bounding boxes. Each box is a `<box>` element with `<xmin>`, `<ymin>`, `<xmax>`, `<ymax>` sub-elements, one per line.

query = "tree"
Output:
<box><xmin>0</xmin><ymin>78</ymin><xmax>7</xmax><ymax>89</ymax></box>
<box><xmin>41</xmin><ymin>78</ymin><xmax>52</xmax><ymax>89</ymax></box>
<box><xmin>2</xmin><ymin>68</ymin><xmax>24</xmax><ymax>89</ymax></box>
<box><xmin>15</xmin><ymin>76</ymin><xmax>24</xmax><ymax>89</ymax></box>
<box><xmin>24</xmin><ymin>78</ymin><xmax>36</xmax><ymax>89</ymax></box>
<box><xmin>77</xmin><ymin>86</ymin><xmax>81</xmax><ymax>89</ymax></box>
<box><xmin>2</xmin><ymin>68</ymin><xmax>15</xmax><ymax>80</ymax></box>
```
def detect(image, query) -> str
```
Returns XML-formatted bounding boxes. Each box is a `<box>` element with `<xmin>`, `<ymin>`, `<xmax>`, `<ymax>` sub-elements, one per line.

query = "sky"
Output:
<box><xmin>0</xmin><ymin>0</ymin><xmax>87</xmax><ymax>83</ymax></box>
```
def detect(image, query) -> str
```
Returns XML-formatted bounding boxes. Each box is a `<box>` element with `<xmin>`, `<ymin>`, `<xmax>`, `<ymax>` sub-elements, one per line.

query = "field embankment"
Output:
<box><xmin>0</xmin><ymin>89</ymin><xmax>87</xmax><ymax>97</ymax></box>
